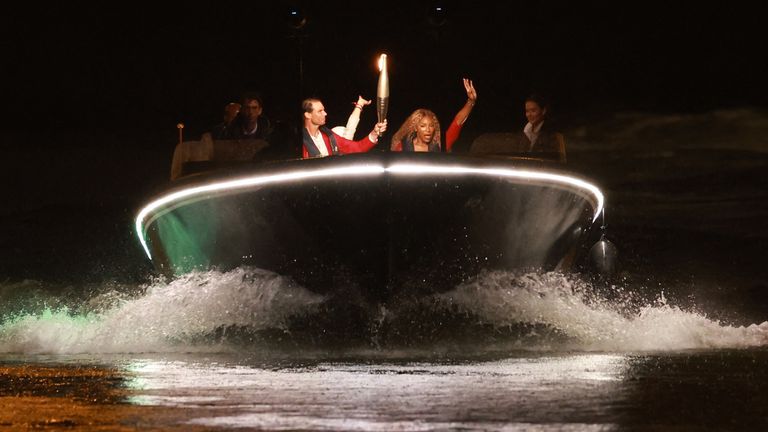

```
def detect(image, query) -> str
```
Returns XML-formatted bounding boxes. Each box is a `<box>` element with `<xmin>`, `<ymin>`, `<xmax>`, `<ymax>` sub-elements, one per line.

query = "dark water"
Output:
<box><xmin>2</xmin><ymin>109</ymin><xmax>768</xmax><ymax>430</ymax></box>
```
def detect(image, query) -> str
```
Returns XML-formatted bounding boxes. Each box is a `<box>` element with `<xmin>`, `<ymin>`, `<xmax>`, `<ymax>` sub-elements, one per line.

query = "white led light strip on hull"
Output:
<box><xmin>136</xmin><ymin>162</ymin><xmax>604</xmax><ymax>259</ymax></box>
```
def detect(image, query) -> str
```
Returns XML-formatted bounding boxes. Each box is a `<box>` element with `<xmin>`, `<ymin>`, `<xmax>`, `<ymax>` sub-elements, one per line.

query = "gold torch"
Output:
<box><xmin>376</xmin><ymin>54</ymin><xmax>389</xmax><ymax>134</ymax></box>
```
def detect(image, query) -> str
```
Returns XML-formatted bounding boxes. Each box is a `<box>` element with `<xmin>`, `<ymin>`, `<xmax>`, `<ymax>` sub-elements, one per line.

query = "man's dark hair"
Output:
<box><xmin>301</xmin><ymin>98</ymin><xmax>320</xmax><ymax>114</ymax></box>
<box><xmin>240</xmin><ymin>91</ymin><xmax>264</xmax><ymax>107</ymax></box>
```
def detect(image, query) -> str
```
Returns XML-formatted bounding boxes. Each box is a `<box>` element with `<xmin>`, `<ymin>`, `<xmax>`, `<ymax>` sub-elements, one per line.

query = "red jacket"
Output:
<box><xmin>302</xmin><ymin>127</ymin><xmax>376</xmax><ymax>158</ymax></box>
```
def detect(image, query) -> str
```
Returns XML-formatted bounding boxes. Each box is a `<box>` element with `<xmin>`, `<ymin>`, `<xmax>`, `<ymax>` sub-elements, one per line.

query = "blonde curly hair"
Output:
<box><xmin>390</xmin><ymin>109</ymin><xmax>441</xmax><ymax>151</ymax></box>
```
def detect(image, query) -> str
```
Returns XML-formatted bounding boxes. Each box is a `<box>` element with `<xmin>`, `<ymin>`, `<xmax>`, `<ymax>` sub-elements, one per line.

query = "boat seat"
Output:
<box><xmin>170</xmin><ymin>133</ymin><xmax>270</xmax><ymax>180</ymax></box>
<box><xmin>470</xmin><ymin>132</ymin><xmax>567</xmax><ymax>163</ymax></box>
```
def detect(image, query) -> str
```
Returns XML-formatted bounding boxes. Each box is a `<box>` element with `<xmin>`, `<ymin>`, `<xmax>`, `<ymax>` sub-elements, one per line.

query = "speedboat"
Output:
<box><xmin>135</xmin><ymin>138</ymin><xmax>606</xmax><ymax>305</ymax></box>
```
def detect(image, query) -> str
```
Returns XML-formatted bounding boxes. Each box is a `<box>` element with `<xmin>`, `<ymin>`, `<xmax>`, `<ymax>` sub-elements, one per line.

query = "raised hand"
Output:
<box><xmin>357</xmin><ymin>96</ymin><xmax>372</xmax><ymax>107</ymax></box>
<box><xmin>463</xmin><ymin>78</ymin><xmax>477</xmax><ymax>102</ymax></box>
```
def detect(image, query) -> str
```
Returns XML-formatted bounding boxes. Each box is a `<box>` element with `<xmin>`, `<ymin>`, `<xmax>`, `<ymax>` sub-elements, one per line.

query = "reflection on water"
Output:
<box><xmin>3</xmin><ymin>351</ymin><xmax>768</xmax><ymax>430</ymax></box>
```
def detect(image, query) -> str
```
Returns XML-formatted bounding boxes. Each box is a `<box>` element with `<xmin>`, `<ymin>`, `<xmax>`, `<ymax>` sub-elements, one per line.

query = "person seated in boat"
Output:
<box><xmin>216</xmin><ymin>92</ymin><xmax>274</xmax><ymax>141</ymax></box>
<box><xmin>390</xmin><ymin>78</ymin><xmax>477</xmax><ymax>152</ymax></box>
<box><xmin>302</xmin><ymin>97</ymin><xmax>387</xmax><ymax>158</ymax></box>
<box><xmin>210</xmin><ymin>102</ymin><xmax>241</xmax><ymax>140</ymax></box>
<box><xmin>520</xmin><ymin>94</ymin><xmax>566</xmax><ymax>162</ymax></box>
<box><xmin>331</xmin><ymin>96</ymin><xmax>372</xmax><ymax>139</ymax></box>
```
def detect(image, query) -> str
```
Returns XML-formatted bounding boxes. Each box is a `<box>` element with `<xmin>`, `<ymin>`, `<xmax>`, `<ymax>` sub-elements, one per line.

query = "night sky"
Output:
<box><xmin>4</xmin><ymin>2</ymin><xmax>766</xmax><ymax>142</ymax></box>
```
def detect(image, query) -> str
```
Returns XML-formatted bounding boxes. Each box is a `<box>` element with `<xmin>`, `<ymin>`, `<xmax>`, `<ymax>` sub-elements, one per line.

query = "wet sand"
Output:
<box><xmin>0</xmin><ymin>363</ymin><xmax>208</xmax><ymax>431</ymax></box>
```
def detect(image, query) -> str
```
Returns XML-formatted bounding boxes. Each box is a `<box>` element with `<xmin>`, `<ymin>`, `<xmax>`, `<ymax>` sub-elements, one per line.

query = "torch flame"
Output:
<box><xmin>378</xmin><ymin>54</ymin><xmax>387</xmax><ymax>71</ymax></box>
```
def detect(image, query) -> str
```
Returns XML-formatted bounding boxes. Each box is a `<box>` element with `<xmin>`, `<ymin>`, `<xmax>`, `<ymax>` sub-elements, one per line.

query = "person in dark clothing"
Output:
<box><xmin>210</xmin><ymin>102</ymin><xmax>241</xmax><ymax>139</ymax></box>
<box><xmin>229</xmin><ymin>92</ymin><xmax>273</xmax><ymax>140</ymax></box>
<box><xmin>520</xmin><ymin>94</ymin><xmax>566</xmax><ymax>162</ymax></box>
<box><xmin>205</xmin><ymin>92</ymin><xmax>304</xmax><ymax>161</ymax></box>
<box><xmin>213</xmin><ymin>92</ymin><xmax>273</xmax><ymax>141</ymax></box>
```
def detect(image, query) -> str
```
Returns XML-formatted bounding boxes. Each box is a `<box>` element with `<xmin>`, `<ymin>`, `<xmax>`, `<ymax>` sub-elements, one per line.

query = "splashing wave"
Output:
<box><xmin>440</xmin><ymin>270</ymin><xmax>768</xmax><ymax>351</ymax></box>
<box><xmin>1</xmin><ymin>268</ymin><xmax>766</xmax><ymax>354</ymax></box>
<box><xmin>0</xmin><ymin>268</ymin><xmax>322</xmax><ymax>354</ymax></box>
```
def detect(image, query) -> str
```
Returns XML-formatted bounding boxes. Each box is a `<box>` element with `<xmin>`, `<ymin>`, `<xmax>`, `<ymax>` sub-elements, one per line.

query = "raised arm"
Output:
<box><xmin>342</xmin><ymin>96</ymin><xmax>371</xmax><ymax>139</ymax></box>
<box><xmin>454</xmin><ymin>78</ymin><xmax>477</xmax><ymax>126</ymax></box>
<box><xmin>445</xmin><ymin>78</ymin><xmax>478</xmax><ymax>152</ymax></box>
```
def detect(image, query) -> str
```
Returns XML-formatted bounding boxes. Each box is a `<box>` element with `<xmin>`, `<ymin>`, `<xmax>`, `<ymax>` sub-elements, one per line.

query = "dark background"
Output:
<box><xmin>4</xmin><ymin>2</ymin><xmax>766</xmax><ymax>140</ymax></box>
<box><xmin>1</xmin><ymin>1</ymin><xmax>767</xmax><ymax>320</ymax></box>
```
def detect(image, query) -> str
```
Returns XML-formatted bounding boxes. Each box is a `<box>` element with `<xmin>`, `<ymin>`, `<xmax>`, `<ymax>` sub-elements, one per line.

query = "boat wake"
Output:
<box><xmin>437</xmin><ymin>271</ymin><xmax>768</xmax><ymax>351</ymax></box>
<box><xmin>0</xmin><ymin>268</ymin><xmax>323</xmax><ymax>354</ymax></box>
<box><xmin>1</xmin><ymin>268</ymin><xmax>766</xmax><ymax>355</ymax></box>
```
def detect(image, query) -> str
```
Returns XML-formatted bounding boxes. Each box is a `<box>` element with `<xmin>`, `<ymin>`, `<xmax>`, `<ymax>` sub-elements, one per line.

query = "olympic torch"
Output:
<box><xmin>376</xmin><ymin>54</ymin><xmax>389</xmax><ymax>132</ymax></box>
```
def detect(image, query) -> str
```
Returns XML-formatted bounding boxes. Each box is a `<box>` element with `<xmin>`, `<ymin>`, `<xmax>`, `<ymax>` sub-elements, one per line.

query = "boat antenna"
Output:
<box><xmin>177</xmin><ymin>122</ymin><xmax>184</xmax><ymax>146</ymax></box>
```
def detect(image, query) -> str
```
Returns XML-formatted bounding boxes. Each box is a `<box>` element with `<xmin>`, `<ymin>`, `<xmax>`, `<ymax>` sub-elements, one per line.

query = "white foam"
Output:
<box><xmin>0</xmin><ymin>268</ymin><xmax>323</xmax><ymax>354</ymax></box>
<box><xmin>441</xmin><ymin>270</ymin><xmax>768</xmax><ymax>351</ymax></box>
<box><xmin>2</xmin><ymin>269</ymin><xmax>767</xmax><ymax>354</ymax></box>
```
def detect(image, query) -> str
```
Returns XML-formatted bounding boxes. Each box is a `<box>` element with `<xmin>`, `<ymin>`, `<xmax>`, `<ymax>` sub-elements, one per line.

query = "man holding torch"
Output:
<box><xmin>300</xmin><ymin>98</ymin><xmax>387</xmax><ymax>158</ymax></box>
<box><xmin>300</xmin><ymin>53</ymin><xmax>389</xmax><ymax>158</ymax></box>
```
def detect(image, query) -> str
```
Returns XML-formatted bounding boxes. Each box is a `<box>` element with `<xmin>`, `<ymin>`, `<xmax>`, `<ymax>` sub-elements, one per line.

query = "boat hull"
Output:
<box><xmin>136</xmin><ymin>153</ymin><xmax>603</xmax><ymax>304</ymax></box>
